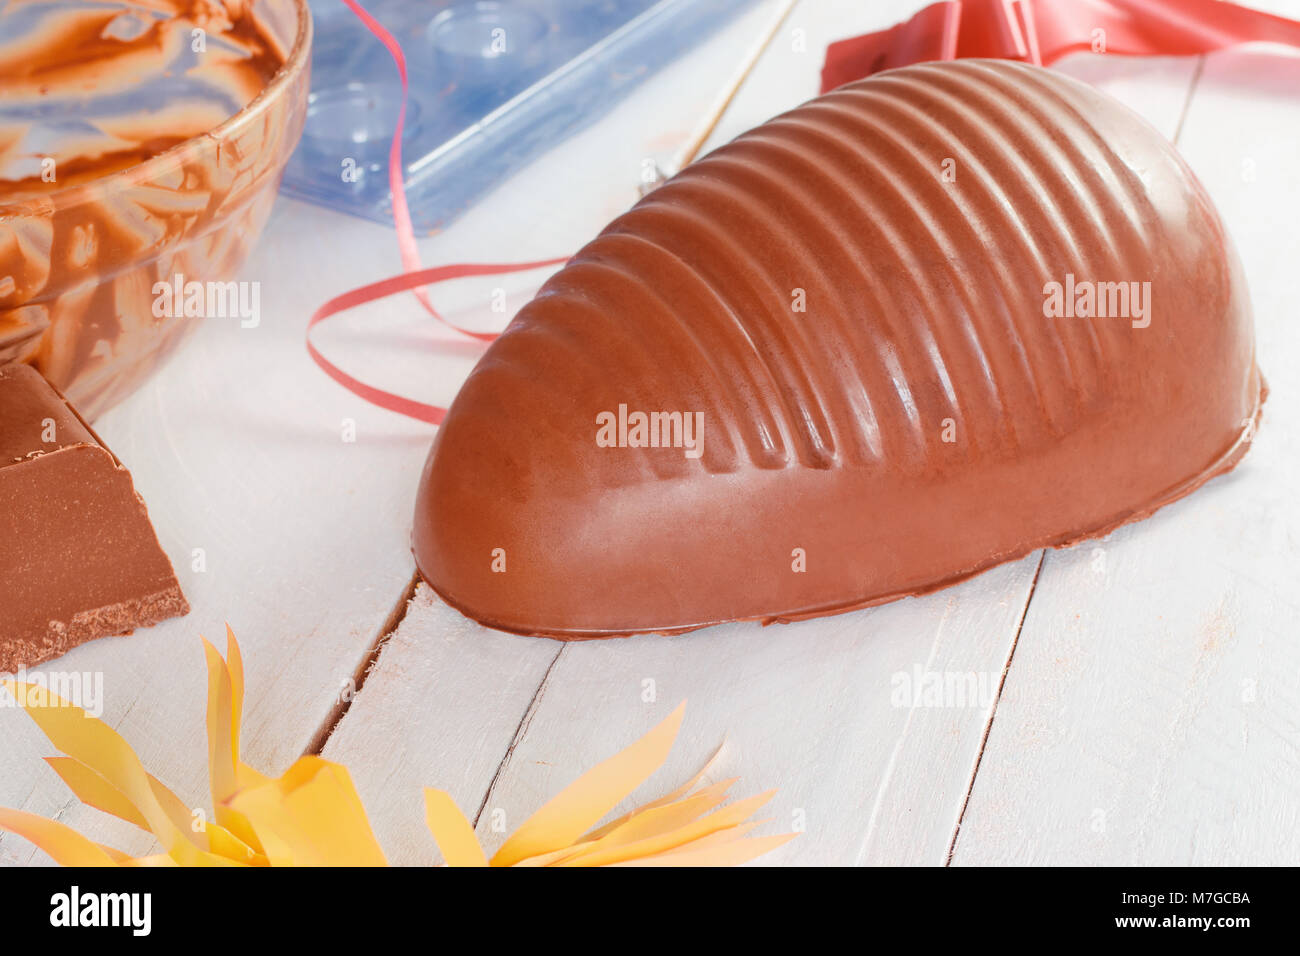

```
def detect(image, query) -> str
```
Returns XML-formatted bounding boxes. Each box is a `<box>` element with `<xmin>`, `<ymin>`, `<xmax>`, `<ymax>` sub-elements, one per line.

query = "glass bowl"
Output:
<box><xmin>0</xmin><ymin>0</ymin><xmax>312</xmax><ymax>420</ymax></box>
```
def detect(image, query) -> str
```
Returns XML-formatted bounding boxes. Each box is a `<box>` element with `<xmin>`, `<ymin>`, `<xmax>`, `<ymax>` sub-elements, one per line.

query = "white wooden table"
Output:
<box><xmin>3</xmin><ymin>0</ymin><xmax>1299</xmax><ymax>867</ymax></box>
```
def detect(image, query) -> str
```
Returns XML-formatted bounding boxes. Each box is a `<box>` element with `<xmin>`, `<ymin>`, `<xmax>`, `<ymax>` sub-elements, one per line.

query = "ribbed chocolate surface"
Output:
<box><xmin>415</xmin><ymin>59</ymin><xmax>1263</xmax><ymax>638</ymax></box>
<box><xmin>532</xmin><ymin>61</ymin><xmax>1156</xmax><ymax>473</ymax></box>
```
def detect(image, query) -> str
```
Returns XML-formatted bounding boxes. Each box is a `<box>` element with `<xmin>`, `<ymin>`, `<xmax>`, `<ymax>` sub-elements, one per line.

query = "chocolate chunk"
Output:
<box><xmin>413</xmin><ymin>59</ymin><xmax>1264</xmax><ymax>638</ymax></box>
<box><xmin>0</xmin><ymin>364</ymin><xmax>189</xmax><ymax>671</ymax></box>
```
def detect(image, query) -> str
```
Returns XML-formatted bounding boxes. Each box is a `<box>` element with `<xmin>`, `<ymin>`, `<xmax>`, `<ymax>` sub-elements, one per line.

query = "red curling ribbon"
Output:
<box><xmin>310</xmin><ymin>1</ymin><xmax>569</xmax><ymax>424</ymax></box>
<box><xmin>821</xmin><ymin>0</ymin><xmax>1300</xmax><ymax>92</ymax></box>
<box><xmin>336</xmin><ymin>0</ymin><xmax>439</xmax><ymax>327</ymax></box>
<box><xmin>307</xmin><ymin>257</ymin><xmax>569</xmax><ymax>425</ymax></box>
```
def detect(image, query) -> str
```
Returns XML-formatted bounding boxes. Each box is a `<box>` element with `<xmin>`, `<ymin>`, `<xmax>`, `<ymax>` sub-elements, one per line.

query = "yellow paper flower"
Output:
<box><xmin>0</xmin><ymin>629</ymin><xmax>794</xmax><ymax>866</ymax></box>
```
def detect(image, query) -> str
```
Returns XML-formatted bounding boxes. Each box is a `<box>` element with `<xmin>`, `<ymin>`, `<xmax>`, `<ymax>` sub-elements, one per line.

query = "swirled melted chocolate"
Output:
<box><xmin>0</xmin><ymin>0</ymin><xmax>303</xmax><ymax>419</ymax></box>
<box><xmin>0</xmin><ymin>0</ymin><xmax>286</xmax><ymax>199</ymax></box>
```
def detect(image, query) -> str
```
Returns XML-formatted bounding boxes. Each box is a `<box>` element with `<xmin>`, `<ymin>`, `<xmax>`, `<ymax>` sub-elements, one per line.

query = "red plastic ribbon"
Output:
<box><xmin>307</xmin><ymin>258</ymin><xmax>568</xmax><ymax>424</ymax></box>
<box><xmin>308</xmin><ymin>1</ymin><xmax>567</xmax><ymax>424</ymax></box>
<box><xmin>337</xmin><ymin>0</ymin><xmax>441</xmax><ymax>329</ymax></box>
<box><xmin>821</xmin><ymin>0</ymin><xmax>1300</xmax><ymax>92</ymax></box>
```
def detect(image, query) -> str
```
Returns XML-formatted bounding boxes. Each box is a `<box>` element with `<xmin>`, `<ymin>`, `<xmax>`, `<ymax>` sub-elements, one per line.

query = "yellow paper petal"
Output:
<box><xmin>556</xmin><ymin>790</ymin><xmax>776</xmax><ymax>867</ymax></box>
<box><xmin>582</xmin><ymin>744</ymin><xmax>727</xmax><ymax>842</ymax></box>
<box><xmin>672</xmin><ymin>819</ymin><xmax>760</xmax><ymax>847</ymax></box>
<box><xmin>507</xmin><ymin>845</ymin><xmax>588</xmax><ymax>867</ymax></box>
<box><xmin>203</xmin><ymin>638</ymin><xmax>238</xmax><ymax>803</ymax></box>
<box><xmin>44</xmin><ymin>755</ymin><xmax>244</xmax><ymax>856</ymax></box>
<box><xmin>119</xmin><ymin>853</ymin><xmax>181</xmax><ymax>867</ymax></box>
<box><xmin>98</xmin><ymin>844</ymin><xmax>133</xmax><ymax>863</ymax></box>
<box><xmin>590</xmin><ymin>819</ymin><xmax>765</xmax><ymax>863</ymax></box>
<box><xmin>226</xmin><ymin>626</ymin><xmax>246</xmax><ymax>772</ymax></box>
<box><xmin>226</xmin><ymin>799</ymin><xmax>296</xmax><ymax>868</ymax></box>
<box><xmin>225</xmin><ymin>626</ymin><xmax>269</xmax><ymax>790</ymax></box>
<box><xmin>226</xmin><ymin>625</ymin><xmax>245</xmax><ymax>712</ymax></box>
<box><xmin>573</xmin><ymin>780</ymin><xmax>736</xmax><ymax>851</ymax></box>
<box><xmin>423</xmin><ymin>789</ymin><xmax>487</xmax><ymax>867</ymax></box>
<box><xmin>521</xmin><ymin>780</ymin><xmax>737</xmax><ymax>867</ymax></box>
<box><xmin>4</xmin><ymin>681</ymin><xmax>238</xmax><ymax>867</ymax></box>
<box><xmin>229</xmin><ymin>757</ymin><xmax>387</xmax><ymax>866</ymax></box>
<box><xmin>44</xmin><ymin>757</ymin><xmax>149</xmax><ymax>830</ymax></box>
<box><xmin>46</xmin><ymin>755</ymin><xmax>261</xmax><ymax>866</ymax></box>
<box><xmin>492</xmin><ymin>702</ymin><xmax>686</xmax><ymax>867</ymax></box>
<box><xmin>5</xmin><ymin>637</ymin><xmax>793</xmax><ymax>869</ymax></box>
<box><xmin>203</xmin><ymin>633</ymin><xmax>267</xmax><ymax>854</ymax></box>
<box><xmin>214</xmin><ymin>800</ymin><xmax>265</xmax><ymax>856</ymax></box>
<box><xmin>205</xmin><ymin>828</ymin><xmax>265</xmax><ymax>864</ymax></box>
<box><xmin>610</xmin><ymin>832</ymin><xmax>796</xmax><ymax>867</ymax></box>
<box><xmin>0</xmin><ymin>808</ymin><xmax>120</xmax><ymax>866</ymax></box>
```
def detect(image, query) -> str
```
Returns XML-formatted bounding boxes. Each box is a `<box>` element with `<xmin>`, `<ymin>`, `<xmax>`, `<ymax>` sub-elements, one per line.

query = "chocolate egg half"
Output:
<box><xmin>414</xmin><ymin>59</ymin><xmax>1264</xmax><ymax>638</ymax></box>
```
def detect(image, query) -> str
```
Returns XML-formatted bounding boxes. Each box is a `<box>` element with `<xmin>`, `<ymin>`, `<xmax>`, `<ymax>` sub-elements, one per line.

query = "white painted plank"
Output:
<box><xmin>320</xmin><ymin>586</ymin><xmax>559</xmax><ymax>866</ymax></box>
<box><xmin>0</xmin><ymin>1</ymin><xmax>788</xmax><ymax>865</ymax></box>
<box><xmin>469</xmin><ymin>559</ymin><xmax>1042</xmax><ymax>866</ymax></box>
<box><xmin>952</xmin><ymin>46</ymin><xmax>1300</xmax><ymax>865</ymax></box>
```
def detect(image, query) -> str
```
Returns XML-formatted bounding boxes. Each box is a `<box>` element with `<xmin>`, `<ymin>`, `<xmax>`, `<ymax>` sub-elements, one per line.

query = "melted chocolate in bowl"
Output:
<box><xmin>0</xmin><ymin>0</ymin><xmax>311</xmax><ymax>419</ymax></box>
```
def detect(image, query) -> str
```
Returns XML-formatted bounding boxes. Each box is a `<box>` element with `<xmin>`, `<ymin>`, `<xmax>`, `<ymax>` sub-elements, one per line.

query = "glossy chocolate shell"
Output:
<box><xmin>413</xmin><ymin>59</ymin><xmax>1264</xmax><ymax>638</ymax></box>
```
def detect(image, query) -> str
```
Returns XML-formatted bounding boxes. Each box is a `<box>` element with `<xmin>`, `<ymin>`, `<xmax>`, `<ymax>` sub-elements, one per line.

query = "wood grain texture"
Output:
<box><xmin>951</xmin><ymin>43</ymin><xmax>1300</xmax><ymax>866</ymax></box>
<box><xmin>466</xmin><ymin>558</ymin><xmax>1043</xmax><ymax>866</ymax></box>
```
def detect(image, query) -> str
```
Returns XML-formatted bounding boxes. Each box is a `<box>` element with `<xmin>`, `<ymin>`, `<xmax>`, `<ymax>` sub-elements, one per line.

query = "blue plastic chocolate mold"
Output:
<box><xmin>282</xmin><ymin>0</ymin><xmax>759</xmax><ymax>231</ymax></box>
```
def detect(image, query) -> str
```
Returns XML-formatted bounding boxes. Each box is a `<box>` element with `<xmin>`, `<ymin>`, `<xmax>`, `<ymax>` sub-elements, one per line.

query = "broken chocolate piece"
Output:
<box><xmin>0</xmin><ymin>363</ymin><xmax>189</xmax><ymax>671</ymax></box>
<box><xmin>413</xmin><ymin>59</ymin><xmax>1264</xmax><ymax>638</ymax></box>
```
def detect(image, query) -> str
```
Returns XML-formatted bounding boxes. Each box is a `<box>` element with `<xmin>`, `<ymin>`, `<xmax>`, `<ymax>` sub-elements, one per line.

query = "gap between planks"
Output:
<box><xmin>1170</xmin><ymin>56</ymin><xmax>1207</xmax><ymax>147</ymax></box>
<box><xmin>303</xmin><ymin>570</ymin><xmax>421</xmax><ymax>756</ymax></box>
<box><xmin>944</xmin><ymin>549</ymin><xmax>1045</xmax><ymax>864</ymax></box>
<box><xmin>471</xmin><ymin>646</ymin><xmax>566</xmax><ymax>828</ymax></box>
<box><xmin>941</xmin><ymin>54</ymin><xmax>1207</xmax><ymax>865</ymax></box>
<box><xmin>299</xmin><ymin>568</ymin><xmax>569</xmax><ymax>833</ymax></box>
